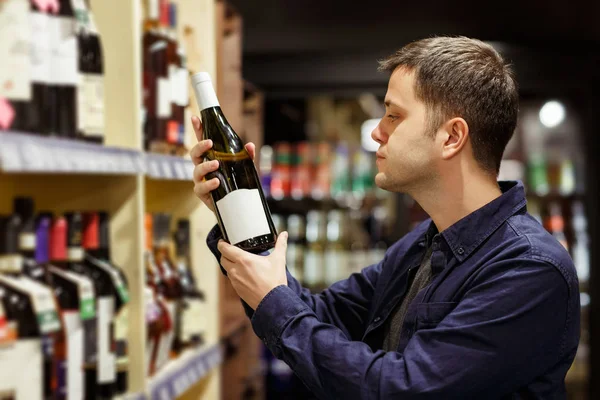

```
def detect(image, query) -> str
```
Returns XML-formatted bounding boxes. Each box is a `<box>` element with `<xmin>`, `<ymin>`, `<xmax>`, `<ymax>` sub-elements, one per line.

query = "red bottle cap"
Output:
<box><xmin>82</xmin><ymin>212</ymin><xmax>100</xmax><ymax>250</ymax></box>
<box><xmin>50</xmin><ymin>217</ymin><xmax>67</xmax><ymax>261</ymax></box>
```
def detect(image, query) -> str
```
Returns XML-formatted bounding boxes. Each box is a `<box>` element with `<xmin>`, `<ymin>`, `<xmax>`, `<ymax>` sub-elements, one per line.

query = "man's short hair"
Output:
<box><xmin>379</xmin><ymin>36</ymin><xmax>519</xmax><ymax>175</ymax></box>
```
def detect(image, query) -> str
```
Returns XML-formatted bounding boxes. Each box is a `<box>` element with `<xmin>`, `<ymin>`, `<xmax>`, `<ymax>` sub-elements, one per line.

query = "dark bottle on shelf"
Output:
<box><xmin>153</xmin><ymin>213</ymin><xmax>183</xmax><ymax>299</ymax></box>
<box><xmin>64</xmin><ymin>212</ymin><xmax>101</xmax><ymax>388</ymax></box>
<box><xmin>14</xmin><ymin>198</ymin><xmax>43</xmax><ymax>279</ymax></box>
<box><xmin>93</xmin><ymin>211</ymin><xmax>130</xmax><ymax>394</ymax></box>
<box><xmin>0</xmin><ymin>213</ymin><xmax>64</xmax><ymax>399</ymax></box>
<box><xmin>73</xmin><ymin>0</ymin><xmax>105</xmax><ymax>143</ymax></box>
<box><xmin>0</xmin><ymin>0</ymin><xmax>32</xmax><ymax>133</ymax></box>
<box><xmin>13</xmin><ymin>199</ymin><xmax>63</xmax><ymax>400</ymax></box>
<box><xmin>173</xmin><ymin>219</ymin><xmax>203</xmax><ymax>299</ymax></box>
<box><xmin>166</xmin><ymin>1</ymin><xmax>185</xmax><ymax>149</ymax></box>
<box><xmin>50</xmin><ymin>0</ymin><xmax>79</xmax><ymax>137</ymax></box>
<box><xmin>48</xmin><ymin>215</ymin><xmax>96</xmax><ymax>399</ymax></box>
<box><xmin>144</xmin><ymin>214</ymin><xmax>172</xmax><ymax>376</ymax></box>
<box><xmin>152</xmin><ymin>213</ymin><xmax>180</xmax><ymax>366</ymax></box>
<box><xmin>173</xmin><ymin>218</ymin><xmax>205</xmax><ymax>350</ymax></box>
<box><xmin>143</xmin><ymin>0</ymin><xmax>171</xmax><ymax>153</ymax></box>
<box><xmin>191</xmin><ymin>72</ymin><xmax>278</xmax><ymax>254</ymax></box>
<box><xmin>0</xmin><ymin>215</ymin><xmax>40</xmax><ymax>339</ymax></box>
<box><xmin>9</xmin><ymin>1</ymin><xmax>56</xmax><ymax>135</ymax></box>
<box><xmin>62</xmin><ymin>212</ymin><xmax>116</xmax><ymax>399</ymax></box>
<box><xmin>142</xmin><ymin>0</ymin><xmax>162</xmax><ymax>150</ymax></box>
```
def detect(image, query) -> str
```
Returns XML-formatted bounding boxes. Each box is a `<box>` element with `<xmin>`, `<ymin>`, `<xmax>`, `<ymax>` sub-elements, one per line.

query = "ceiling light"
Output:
<box><xmin>539</xmin><ymin>100</ymin><xmax>565</xmax><ymax>128</ymax></box>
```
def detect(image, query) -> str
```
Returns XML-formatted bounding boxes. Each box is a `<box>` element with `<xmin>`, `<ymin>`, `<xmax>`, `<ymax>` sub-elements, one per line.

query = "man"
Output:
<box><xmin>191</xmin><ymin>36</ymin><xmax>580</xmax><ymax>399</ymax></box>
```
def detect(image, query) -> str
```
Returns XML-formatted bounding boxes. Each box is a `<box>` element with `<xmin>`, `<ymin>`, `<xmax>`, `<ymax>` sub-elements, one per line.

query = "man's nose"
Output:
<box><xmin>371</xmin><ymin>121</ymin><xmax>387</xmax><ymax>145</ymax></box>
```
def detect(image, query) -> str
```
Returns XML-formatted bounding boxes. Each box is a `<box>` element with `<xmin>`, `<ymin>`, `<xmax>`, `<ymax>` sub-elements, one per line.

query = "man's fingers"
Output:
<box><xmin>193</xmin><ymin>160</ymin><xmax>220</xmax><ymax>183</ymax></box>
<box><xmin>220</xmin><ymin>256</ymin><xmax>235</xmax><ymax>274</ymax></box>
<box><xmin>193</xmin><ymin>179</ymin><xmax>220</xmax><ymax>201</ymax></box>
<box><xmin>218</xmin><ymin>239</ymin><xmax>250</xmax><ymax>262</ymax></box>
<box><xmin>245</xmin><ymin>142</ymin><xmax>256</xmax><ymax>160</ymax></box>
<box><xmin>192</xmin><ymin>115</ymin><xmax>203</xmax><ymax>142</ymax></box>
<box><xmin>190</xmin><ymin>140</ymin><xmax>214</xmax><ymax>165</ymax></box>
<box><xmin>273</xmin><ymin>231</ymin><xmax>288</xmax><ymax>260</ymax></box>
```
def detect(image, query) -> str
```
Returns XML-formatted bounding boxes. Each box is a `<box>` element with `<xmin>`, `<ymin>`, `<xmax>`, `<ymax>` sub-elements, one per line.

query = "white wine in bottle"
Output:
<box><xmin>190</xmin><ymin>72</ymin><xmax>277</xmax><ymax>253</ymax></box>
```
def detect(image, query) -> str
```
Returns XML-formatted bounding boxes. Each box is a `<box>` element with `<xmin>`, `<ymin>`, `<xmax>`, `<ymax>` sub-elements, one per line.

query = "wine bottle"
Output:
<box><xmin>50</xmin><ymin>0</ymin><xmax>79</xmax><ymax>137</ymax></box>
<box><xmin>92</xmin><ymin>212</ymin><xmax>129</xmax><ymax>394</ymax></box>
<box><xmin>68</xmin><ymin>212</ymin><xmax>117</xmax><ymax>400</ymax></box>
<box><xmin>48</xmin><ymin>216</ymin><xmax>96</xmax><ymax>400</ymax></box>
<box><xmin>0</xmin><ymin>0</ymin><xmax>32</xmax><ymax>132</ymax></box>
<box><xmin>73</xmin><ymin>0</ymin><xmax>105</xmax><ymax>143</ymax></box>
<box><xmin>190</xmin><ymin>72</ymin><xmax>277</xmax><ymax>254</ymax></box>
<box><xmin>0</xmin><ymin>215</ymin><xmax>45</xmax><ymax>400</ymax></box>
<box><xmin>13</xmin><ymin>199</ymin><xmax>63</xmax><ymax>400</ymax></box>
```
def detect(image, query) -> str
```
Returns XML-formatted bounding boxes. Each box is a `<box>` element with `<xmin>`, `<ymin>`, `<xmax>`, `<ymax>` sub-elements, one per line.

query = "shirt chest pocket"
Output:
<box><xmin>415</xmin><ymin>302</ymin><xmax>458</xmax><ymax>331</ymax></box>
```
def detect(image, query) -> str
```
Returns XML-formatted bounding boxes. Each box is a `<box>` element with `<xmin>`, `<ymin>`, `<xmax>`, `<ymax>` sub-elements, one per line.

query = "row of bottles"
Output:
<box><xmin>142</xmin><ymin>0</ymin><xmax>190</xmax><ymax>156</ymax></box>
<box><xmin>259</xmin><ymin>141</ymin><xmax>377</xmax><ymax>203</ymax></box>
<box><xmin>0</xmin><ymin>0</ymin><xmax>105</xmax><ymax>142</ymax></box>
<box><xmin>272</xmin><ymin>209</ymin><xmax>388</xmax><ymax>291</ymax></box>
<box><xmin>528</xmin><ymin>198</ymin><xmax>590</xmax><ymax>284</ymax></box>
<box><xmin>0</xmin><ymin>198</ymin><xmax>127</xmax><ymax>399</ymax></box>
<box><xmin>143</xmin><ymin>213</ymin><xmax>205</xmax><ymax>377</ymax></box>
<box><xmin>0</xmin><ymin>200</ymin><xmax>206</xmax><ymax>398</ymax></box>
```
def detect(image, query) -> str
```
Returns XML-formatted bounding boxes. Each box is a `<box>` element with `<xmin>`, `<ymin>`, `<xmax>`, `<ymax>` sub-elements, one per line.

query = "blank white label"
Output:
<box><xmin>169</xmin><ymin>64</ymin><xmax>178</xmax><ymax>103</ymax></box>
<box><xmin>30</xmin><ymin>12</ymin><xmax>51</xmax><ymax>84</ymax></box>
<box><xmin>155</xmin><ymin>300</ymin><xmax>176</xmax><ymax>370</ymax></box>
<box><xmin>216</xmin><ymin>188</ymin><xmax>270</xmax><ymax>245</ymax></box>
<box><xmin>49</xmin><ymin>16</ymin><xmax>79</xmax><ymax>86</ymax></box>
<box><xmin>180</xmin><ymin>298</ymin><xmax>205</xmax><ymax>343</ymax></box>
<box><xmin>97</xmin><ymin>297</ymin><xmax>116</xmax><ymax>383</ymax></box>
<box><xmin>63</xmin><ymin>311</ymin><xmax>84</xmax><ymax>400</ymax></box>
<box><xmin>19</xmin><ymin>233</ymin><xmax>36</xmax><ymax>251</ymax></box>
<box><xmin>78</xmin><ymin>73</ymin><xmax>105</xmax><ymax>137</ymax></box>
<box><xmin>177</xmin><ymin>68</ymin><xmax>189</xmax><ymax>106</ymax></box>
<box><xmin>157</xmin><ymin>77</ymin><xmax>171</xmax><ymax>118</ymax></box>
<box><xmin>0</xmin><ymin>338</ymin><xmax>43</xmax><ymax>400</ymax></box>
<box><xmin>0</xmin><ymin>0</ymin><xmax>31</xmax><ymax>101</ymax></box>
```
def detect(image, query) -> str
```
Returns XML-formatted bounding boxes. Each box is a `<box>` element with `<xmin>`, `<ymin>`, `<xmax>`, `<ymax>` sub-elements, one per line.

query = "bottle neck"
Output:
<box><xmin>200</xmin><ymin>107</ymin><xmax>245</xmax><ymax>154</ymax></box>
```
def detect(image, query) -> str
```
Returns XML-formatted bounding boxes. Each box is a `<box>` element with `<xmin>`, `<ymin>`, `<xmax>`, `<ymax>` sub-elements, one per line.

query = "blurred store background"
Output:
<box><xmin>0</xmin><ymin>0</ymin><xmax>598</xmax><ymax>399</ymax></box>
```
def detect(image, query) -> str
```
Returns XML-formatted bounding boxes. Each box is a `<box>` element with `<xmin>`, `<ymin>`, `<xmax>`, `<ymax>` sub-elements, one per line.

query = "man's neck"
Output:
<box><xmin>411</xmin><ymin>172</ymin><xmax>502</xmax><ymax>233</ymax></box>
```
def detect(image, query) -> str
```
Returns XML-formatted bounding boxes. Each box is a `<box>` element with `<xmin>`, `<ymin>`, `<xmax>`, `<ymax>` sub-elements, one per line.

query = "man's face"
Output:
<box><xmin>371</xmin><ymin>67</ymin><xmax>439</xmax><ymax>193</ymax></box>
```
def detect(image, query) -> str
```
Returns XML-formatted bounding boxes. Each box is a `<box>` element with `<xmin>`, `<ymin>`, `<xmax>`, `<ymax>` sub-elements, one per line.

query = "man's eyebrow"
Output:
<box><xmin>384</xmin><ymin>99</ymin><xmax>406</xmax><ymax>112</ymax></box>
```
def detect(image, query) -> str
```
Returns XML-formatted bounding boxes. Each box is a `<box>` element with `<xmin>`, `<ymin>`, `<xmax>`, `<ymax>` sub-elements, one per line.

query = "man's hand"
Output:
<box><xmin>217</xmin><ymin>231</ymin><xmax>289</xmax><ymax>310</ymax></box>
<box><xmin>189</xmin><ymin>115</ymin><xmax>256</xmax><ymax>212</ymax></box>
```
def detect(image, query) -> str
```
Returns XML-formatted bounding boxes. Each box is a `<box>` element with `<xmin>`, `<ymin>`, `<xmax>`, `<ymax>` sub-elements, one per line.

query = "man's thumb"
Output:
<box><xmin>274</xmin><ymin>231</ymin><xmax>288</xmax><ymax>256</ymax></box>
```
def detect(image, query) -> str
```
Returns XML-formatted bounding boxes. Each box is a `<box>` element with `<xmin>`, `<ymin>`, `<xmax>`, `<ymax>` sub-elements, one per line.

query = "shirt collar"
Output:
<box><xmin>419</xmin><ymin>180</ymin><xmax>527</xmax><ymax>263</ymax></box>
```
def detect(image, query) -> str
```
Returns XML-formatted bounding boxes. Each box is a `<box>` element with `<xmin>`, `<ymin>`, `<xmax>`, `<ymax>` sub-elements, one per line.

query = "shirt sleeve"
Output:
<box><xmin>249</xmin><ymin>258</ymin><xmax>577</xmax><ymax>399</ymax></box>
<box><xmin>206</xmin><ymin>224</ymin><xmax>383</xmax><ymax>340</ymax></box>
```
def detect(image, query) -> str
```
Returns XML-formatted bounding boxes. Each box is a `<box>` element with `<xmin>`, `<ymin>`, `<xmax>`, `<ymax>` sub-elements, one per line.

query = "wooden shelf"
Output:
<box><xmin>145</xmin><ymin>153</ymin><xmax>194</xmax><ymax>181</ymax></box>
<box><xmin>0</xmin><ymin>131</ymin><xmax>195</xmax><ymax>181</ymax></box>
<box><xmin>148</xmin><ymin>343</ymin><xmax>223</xmax><ymax>399</ymax></box>
<box><xmin>0</xmin><ymin>131</ymin><xmax>143</xmax><ymax>175</ymax></box>
<box><xmin>0</xmin><ymin>0</ymin><xmax>222</xmax><ymax>398</ymax></box>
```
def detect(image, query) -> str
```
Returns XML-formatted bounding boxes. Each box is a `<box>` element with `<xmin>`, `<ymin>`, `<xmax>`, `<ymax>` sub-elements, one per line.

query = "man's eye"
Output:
<box><xmin>387</xmin><ymin>115</ymin><xmax>399</xmax><ymax>121</ymax></box>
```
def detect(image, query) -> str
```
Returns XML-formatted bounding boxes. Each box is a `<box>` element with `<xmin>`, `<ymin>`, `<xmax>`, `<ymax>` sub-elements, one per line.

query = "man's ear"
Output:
<box><xmin>441</xmin><ymin>117</ymin><xmax>469</xmax><ymax>161</ymax></box>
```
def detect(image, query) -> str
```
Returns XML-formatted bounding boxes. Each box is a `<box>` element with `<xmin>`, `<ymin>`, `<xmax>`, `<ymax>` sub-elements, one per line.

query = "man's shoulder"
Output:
<box><xmin>500</xmin><ymin>212</ymin><xmax>577</xmax><ymax>287</ymax></box>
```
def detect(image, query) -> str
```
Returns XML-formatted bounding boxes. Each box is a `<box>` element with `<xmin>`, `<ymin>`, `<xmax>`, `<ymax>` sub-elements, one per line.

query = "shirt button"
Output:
<box><xmin>373</xmin><ymin>317</ymin><xmax>381</xmax><ymax>323</ymax></box>
<box><xmin>457</xmin><ymin>247</ymin><xmax>465</xmax><ymax>255</ymax></box>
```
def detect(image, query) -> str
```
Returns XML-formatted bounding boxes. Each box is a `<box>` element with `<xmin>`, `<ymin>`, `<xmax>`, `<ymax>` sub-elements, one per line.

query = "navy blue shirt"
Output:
<box><xmin>208</xmin><ymin>181</ymin><xmax>580</xmax><ymax>399</ymax></box>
